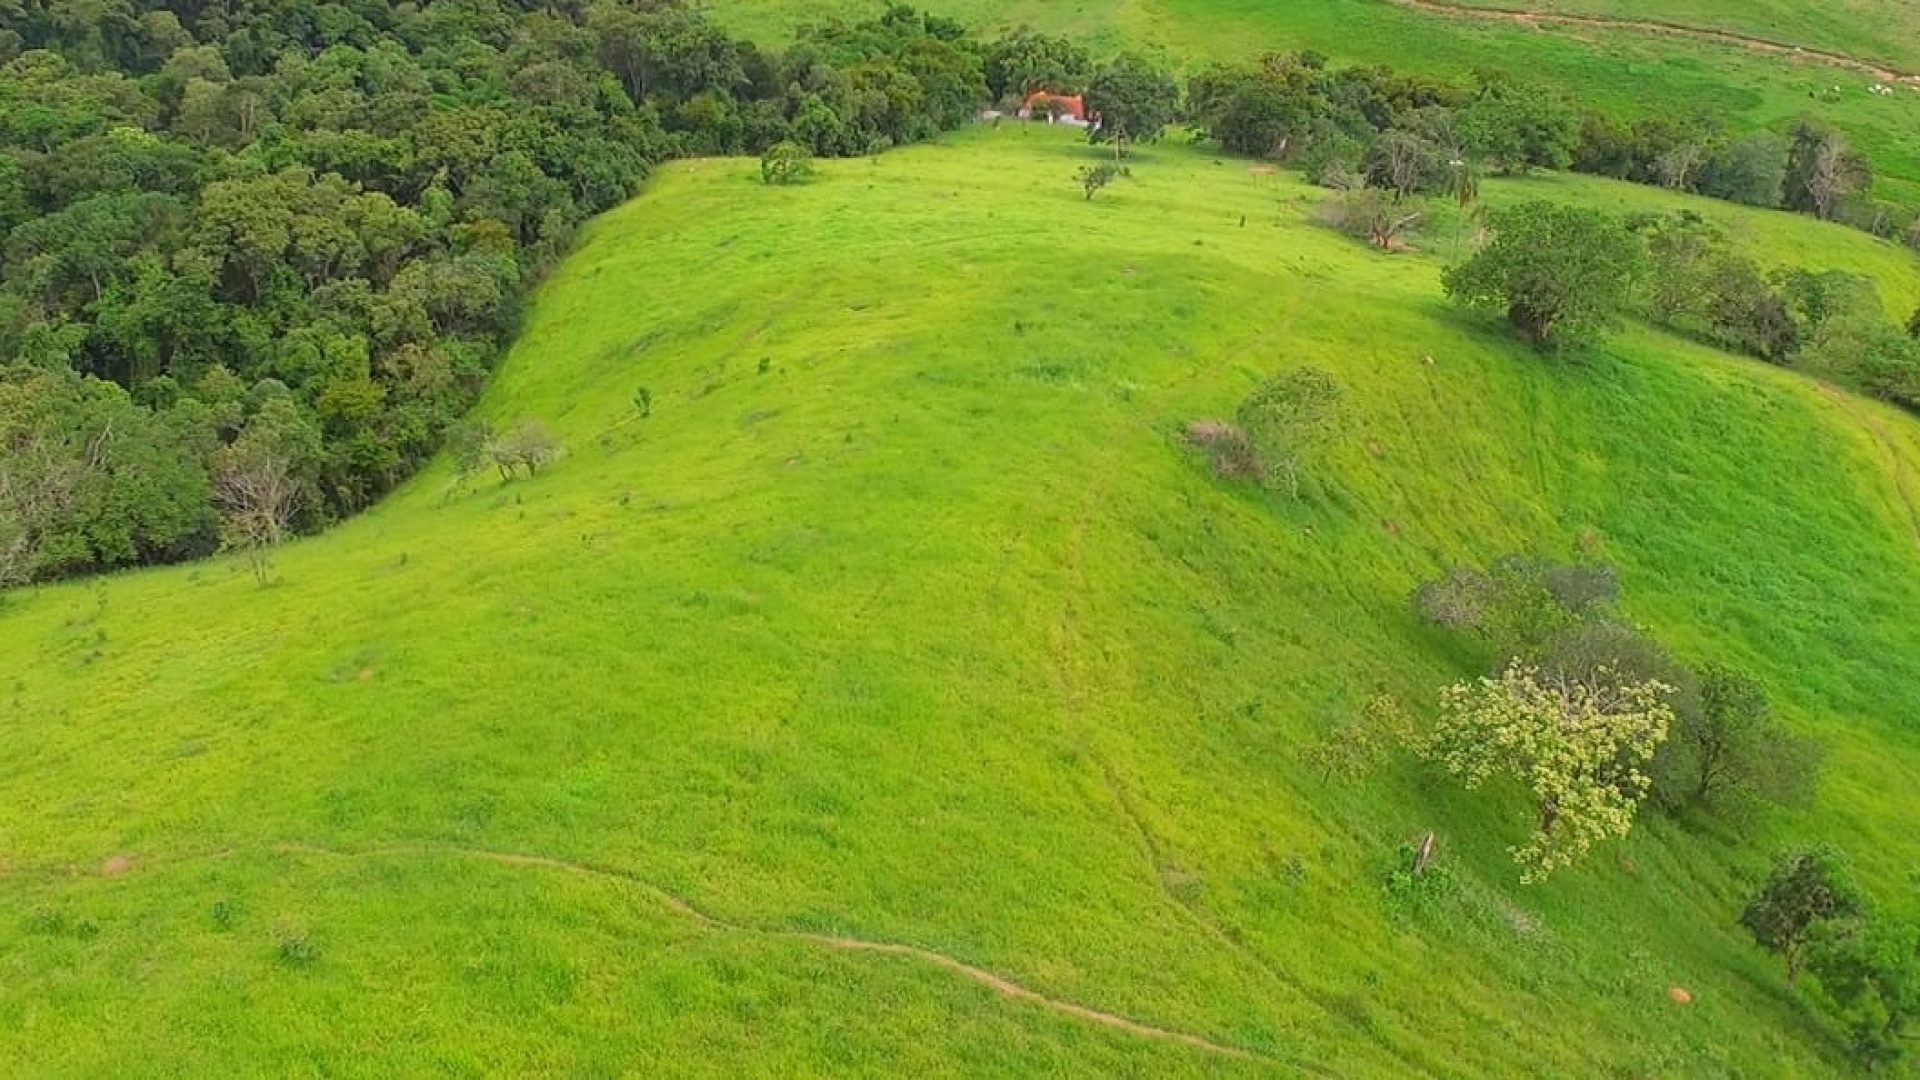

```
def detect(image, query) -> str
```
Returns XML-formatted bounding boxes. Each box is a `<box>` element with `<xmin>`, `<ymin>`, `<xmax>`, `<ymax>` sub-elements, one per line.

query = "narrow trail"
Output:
<box><xmin>15</xmin><ymin>842</ymin><xmax>1265</xmax><ymax>1065</ymax></box>
<box><xmin>1035</xmin><ymin>306</ymin><xmax>1432</xmax><ymax>1076</ymax></box>
<box><xmin>1391</xmin><ymin>0</ymin><xmax>1920</xmax><ymax>85</ymax></box>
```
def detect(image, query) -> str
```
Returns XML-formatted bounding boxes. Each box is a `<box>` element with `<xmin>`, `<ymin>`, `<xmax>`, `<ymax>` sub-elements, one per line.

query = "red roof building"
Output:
<box><xmin>1020</xmin><ymin>91</ymin><xmax>1090</xmax><ymax>124</ymax></box>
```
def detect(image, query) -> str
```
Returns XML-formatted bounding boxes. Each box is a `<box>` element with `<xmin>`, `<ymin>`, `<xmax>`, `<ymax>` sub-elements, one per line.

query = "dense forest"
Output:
<box><xmin>3</xmin><ymin>1</ymin><xmax>1916</xmax><ymax>586</ymax></box>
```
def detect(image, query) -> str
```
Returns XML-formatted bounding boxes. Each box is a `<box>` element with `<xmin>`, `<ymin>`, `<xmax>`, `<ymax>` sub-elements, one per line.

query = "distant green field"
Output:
<box><xmin>1441</xmin><ymin>0</ymin><xmax>1920</xmax><ymax>72</ymax></box>
<box><xmin>710</xmin><ymin>0</ymin><xmax>1920</xmax><ymax>203</ymax></box>
<box><xmin>6</xmin><ymin>125</ymin><xmax>1920</xmax><ymax>1074</ymax></box>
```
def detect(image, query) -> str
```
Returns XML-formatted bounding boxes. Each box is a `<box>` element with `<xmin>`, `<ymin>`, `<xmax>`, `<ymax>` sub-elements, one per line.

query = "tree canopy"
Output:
<box><xmin>1442</xmin><ymin>201</ymin><xmax>1642</xmax><ymax>350</ymax></box>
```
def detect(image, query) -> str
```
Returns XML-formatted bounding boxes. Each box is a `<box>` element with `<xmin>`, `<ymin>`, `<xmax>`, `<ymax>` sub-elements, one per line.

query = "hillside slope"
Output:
<box><xmin>5</xmin><ymin>127</ymin><xmax>1920</xmax><ymax>1075</ymax></box>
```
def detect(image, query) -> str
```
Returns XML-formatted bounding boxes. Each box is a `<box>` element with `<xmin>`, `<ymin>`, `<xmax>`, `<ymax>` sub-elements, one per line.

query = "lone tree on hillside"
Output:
<box><xmin>1424</xmin><ymin>663</ymin><xmax>1674</xmax><ymax>882</ymax></box>
<box><xmin>1235</xmin><ymin>366</ymin><xmax>1345</xmax><ymax>498</ymax></box>
<box><xmin>1325</xmin><ymin>187</ymin><xmax>1422</xmax><ymax>250</ymax></box>
<box><xmin>214</xmin><ymin>397</ymin><xmax>317</xmax><ymax>586</ymax></box>
<box><xmin>761</xmin><ymin>141</ymin><xmax>812</xmax><ymax>186</ymax></box>
<box><xmin>1085</xmin><ymin>54</ymin><xmax>1179</xmax><ymax>158</ymax></box>
<box><xmin>488</xmin><ymin>420</ymin><xmax>560</xmax><ymax>479</ymax></box>
<box><xmin>1442</xmin><ymin>201</ymin><xmax>1642</xmax><ymax>350</ymax></box>
<box><xmin>1742</xmin><ymin>845</ymin><xmax>1864</xmax><ymax>986</ymax></box>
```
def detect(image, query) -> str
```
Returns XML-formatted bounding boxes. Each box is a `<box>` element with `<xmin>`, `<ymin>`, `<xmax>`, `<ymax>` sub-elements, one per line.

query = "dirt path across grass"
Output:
<box><xmin>28</xmin><ymin>843</ymin><xmax>1267</xmax><ymax>1066</ymax></box>
<box><xmin>1392</xmin><ymin>0</ymin><xmax>1920</xmax><ymax>85</ymax></box>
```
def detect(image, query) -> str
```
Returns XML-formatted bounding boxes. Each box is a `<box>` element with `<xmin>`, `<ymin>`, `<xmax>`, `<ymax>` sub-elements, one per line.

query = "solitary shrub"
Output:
<box><xmin>761</xmin><ymin>141</ymin><xmax>812</xmax><ymax>186</ymax></box>
<box><xmin>1302</xmin><ymin>694</ymin><xmax>1410</xmax><ymax>782</ymax></box>
<box><xmin>1234</xmin><ymin>367</ymin><xmax>1345</xmax><ymax>497</ymax></box>
<box><xmin>274</xmin><ymin>923</ymin><xmax>320</xmax><ymax>967</ymax></box>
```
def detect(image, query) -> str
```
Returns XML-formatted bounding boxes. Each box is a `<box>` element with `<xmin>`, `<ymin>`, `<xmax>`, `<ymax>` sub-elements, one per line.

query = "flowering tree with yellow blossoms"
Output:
<box><xmin>1426</xmin><ymin>664</ymin><xmax>1674</xmax><ymax>883</ymax></box>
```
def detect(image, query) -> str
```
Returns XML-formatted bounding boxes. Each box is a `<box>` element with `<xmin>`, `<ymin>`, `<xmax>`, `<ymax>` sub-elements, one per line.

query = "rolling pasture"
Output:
<box><xmin>5</xmin><ymin>126</ymin><xmax>1920</xmax><ymax>1074</ymax></box>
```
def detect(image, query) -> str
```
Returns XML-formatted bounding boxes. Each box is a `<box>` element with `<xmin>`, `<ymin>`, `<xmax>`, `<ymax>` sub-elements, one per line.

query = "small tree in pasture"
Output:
<box><xmin>214</xmin><ymin>402</ymin><xmax>315</xmax><ymax>586</ymax></box>
<box><xmin>1651</xmin><ymin>664</ymin><xmax>1821</xmax><ymax>817</ymax></box>
<box><xmin>1325</xmin><ymin>187</ymin><xmax>1422</xmax><ymax>250</ymax></box>
<box><xmin>1808</xmin><ymin>916</ymin><xmax>1920</xmax><ymax>1067</ymax></box>
<box><xmin>489</xmin><ymin>420</ymin><xmax>559</xmax><ymax>479</ymax></box>
<box><xmin>1741</xmin><ymin>845</ymin><xmax>1863</xmax><ymax>986</ymax></box>
<box><xmin>1234</xmin><ymin>367</ymin><xmax>1344</xmax><ymax>498</ymax></box>
<box><xmin>1078</xmin><ymin>162</ymin><xmax>1124</xmax><ymax>200</ymax></box>
<box><xmin>761</xmin><ymin>141</ymin><xmax>812</xmax><ymax>186</ymax></box>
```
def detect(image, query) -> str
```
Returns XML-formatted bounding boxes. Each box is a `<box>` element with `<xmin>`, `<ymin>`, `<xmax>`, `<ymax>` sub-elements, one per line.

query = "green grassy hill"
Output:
<box><xmin>5</xmin><ymin>125</ymin><xmax>1920</xmax><ymax>1074</ymax></box>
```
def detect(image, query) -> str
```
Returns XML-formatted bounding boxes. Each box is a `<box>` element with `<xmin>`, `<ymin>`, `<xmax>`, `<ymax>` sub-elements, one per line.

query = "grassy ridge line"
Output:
<box><xmin>4</xmin><ymin>127</ymin><xmax>1920</xmax><ymax>1073</ymax></box>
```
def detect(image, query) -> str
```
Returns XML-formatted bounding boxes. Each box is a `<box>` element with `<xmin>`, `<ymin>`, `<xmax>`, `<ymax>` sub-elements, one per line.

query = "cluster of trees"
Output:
<box><xmin>1633</xmin><ymin>211</ymin><xmax>1920</xmax><ymax>407</ymax></box>
<box><xmin>1436</xmin><ymin>201</ymin><xmax>1920</xmax><ymax>408</ymax></box>
<box><xmin>1410</xmin><ymin>555</ymin><xmax>1822</xmax><ymax>880</ymax></box>
<box><xmin>1185</xmin><ymin>51</ymin><xmax>1912</xmax><ymax>244</ymax></box>
<box><xmin>0</xmin><ymin>2</ymin><xmax>1011</xmax><ymax>586</ymax></box>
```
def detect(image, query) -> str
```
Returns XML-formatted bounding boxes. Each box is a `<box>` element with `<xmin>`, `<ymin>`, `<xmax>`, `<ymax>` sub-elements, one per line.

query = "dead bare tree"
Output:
<box><xmin>1806</xmin><ymin>133</ymin><xmax>1866</xmax><ymax>220</ymax></box>
<box><xmin>214</xmin><ymin>442</ymin><xmax>300</xmax><ymax>586</ymax></box>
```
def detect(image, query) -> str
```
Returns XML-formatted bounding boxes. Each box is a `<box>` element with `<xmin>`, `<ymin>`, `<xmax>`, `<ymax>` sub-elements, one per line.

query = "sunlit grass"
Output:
<box><xmin>4</xmin><ymin>126</ymin><xmax>1919</xmax><ymax>1074</ymax></box>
